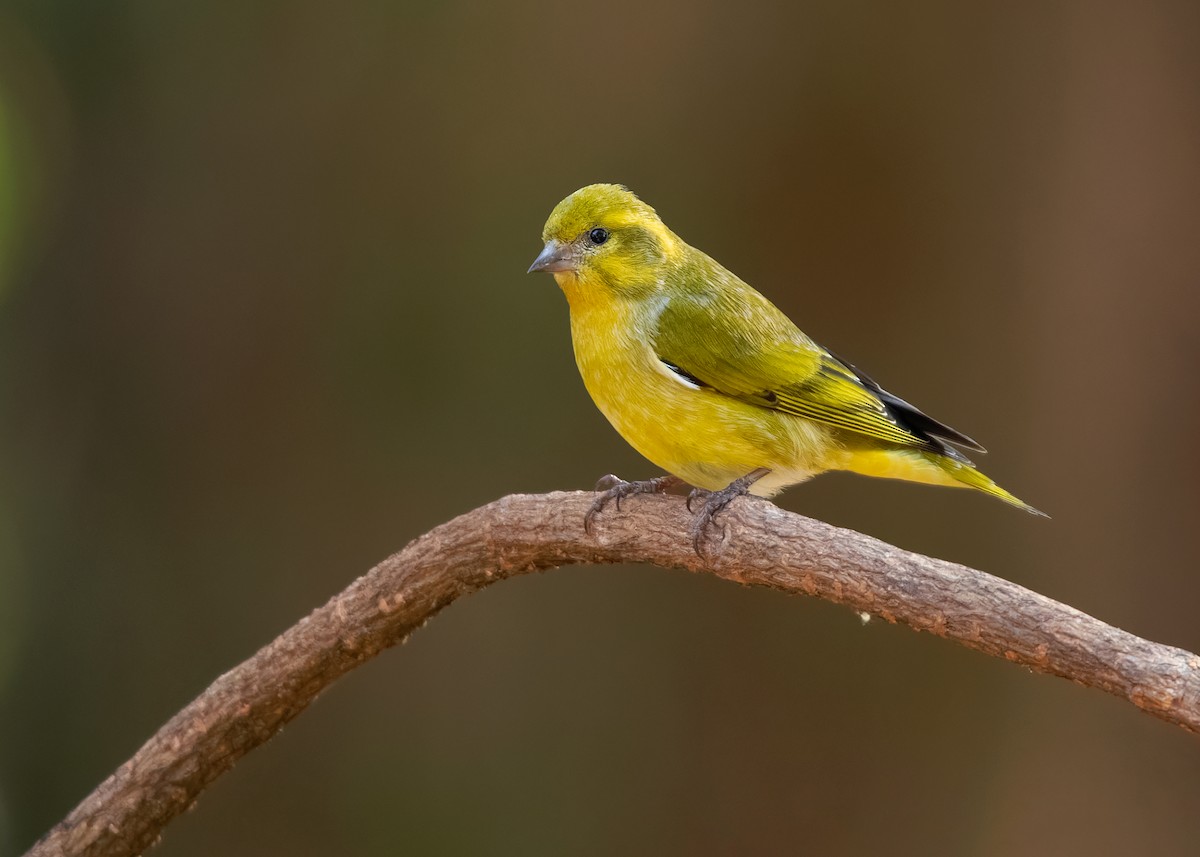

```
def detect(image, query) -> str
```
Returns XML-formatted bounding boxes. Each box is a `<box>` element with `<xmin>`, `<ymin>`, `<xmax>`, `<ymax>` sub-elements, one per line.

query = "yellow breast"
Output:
<box><xmin>557</xmin><ymin>273</ymin><xmax>834</xmax><ymax>495</ymax></box>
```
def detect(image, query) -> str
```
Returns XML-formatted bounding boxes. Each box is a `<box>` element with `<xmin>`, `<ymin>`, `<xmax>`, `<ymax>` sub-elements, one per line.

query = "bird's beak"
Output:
<box><xmin>527</xmin><ymin>240</ymin><xmax>577</xmax><ymax>274</ymax></box>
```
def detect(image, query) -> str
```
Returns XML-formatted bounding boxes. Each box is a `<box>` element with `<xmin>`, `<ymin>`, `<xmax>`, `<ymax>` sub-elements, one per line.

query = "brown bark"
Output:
<box><xmin>26</xmin><ymin>491</ymin><xmax>1200</xmax><ymax>857</ymax></box>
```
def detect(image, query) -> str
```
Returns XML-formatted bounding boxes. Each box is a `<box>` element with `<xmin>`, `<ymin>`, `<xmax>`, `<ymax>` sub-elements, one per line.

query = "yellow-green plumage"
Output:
<box><xmin>530</xmin><ymin>183</ymin><xmax>1041</xmax><ymax>514</ymax></box>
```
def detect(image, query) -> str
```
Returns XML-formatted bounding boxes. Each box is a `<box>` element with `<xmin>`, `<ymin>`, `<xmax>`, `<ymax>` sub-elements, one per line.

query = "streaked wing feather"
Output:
<box><xmin>765</xmin><ymin>356</ymin><xmax>933</xmax><ymax>448</ymax></box>
<box><xmin>826</xmin><ymin>351</ymin><xmax>986</xmax><ymax>452</ymax></box>
<box><xmin>653</xmin><ymin>289</ymin><xmax>979</xmax><ymax>457</ymax></box>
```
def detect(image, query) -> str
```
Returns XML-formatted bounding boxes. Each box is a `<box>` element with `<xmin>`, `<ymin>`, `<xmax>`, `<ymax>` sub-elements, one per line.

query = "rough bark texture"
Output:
<box><xmin>27</xmin><ymin>491</ymin><xmax>1200</xmax><ymax>857</ymax></box>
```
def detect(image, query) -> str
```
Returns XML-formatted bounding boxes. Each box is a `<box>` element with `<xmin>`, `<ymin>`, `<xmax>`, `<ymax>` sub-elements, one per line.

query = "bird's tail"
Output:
<box><xmin>841</xmin><ymin>448</ymin><xmax>1047</xmax><ymax>516</ymax></box>
<box><xmin>930</xmin><ymin>454</ymin><xmax>1047</xmax><ymax>517</ymax></box>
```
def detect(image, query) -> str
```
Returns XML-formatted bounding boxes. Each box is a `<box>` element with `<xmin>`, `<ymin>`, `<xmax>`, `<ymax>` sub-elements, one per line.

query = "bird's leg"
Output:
<box><xmin>585</xmin><ymin>474</ymin><xmax>684</xmax><ymax>535</ymax></box>
<box><xmin>688</xmin><ymin>468</ymin><xmax>771</xmax><ymax>554</ymax></box>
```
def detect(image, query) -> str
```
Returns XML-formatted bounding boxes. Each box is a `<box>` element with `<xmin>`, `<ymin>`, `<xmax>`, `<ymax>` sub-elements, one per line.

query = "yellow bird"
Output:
<box><xmin>528</xmin><ymin>184</ymin><xmax>1043</xmax><ymax>547</ymax></box>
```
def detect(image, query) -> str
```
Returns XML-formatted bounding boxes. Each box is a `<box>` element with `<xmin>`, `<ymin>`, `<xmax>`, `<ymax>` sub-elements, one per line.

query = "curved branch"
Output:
<box><xmin>26</xmin><ymin>491</ymin><xmax>1200</xmax><ymax>857</ymax></box>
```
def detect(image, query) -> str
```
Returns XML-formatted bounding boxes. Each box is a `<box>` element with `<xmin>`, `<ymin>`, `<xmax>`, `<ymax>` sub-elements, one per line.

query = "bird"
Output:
<box><xmin>528</xmin><ymin>183</ymin><xmax>1044</xmax><ymax>550</ymax></box>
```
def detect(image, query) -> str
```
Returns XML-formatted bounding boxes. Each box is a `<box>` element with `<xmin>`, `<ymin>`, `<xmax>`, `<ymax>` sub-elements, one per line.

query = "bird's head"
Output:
<box><xmin>528</xmin><ymin>184</ymin><xmax>679</xmax><ymax>296</ymax></box>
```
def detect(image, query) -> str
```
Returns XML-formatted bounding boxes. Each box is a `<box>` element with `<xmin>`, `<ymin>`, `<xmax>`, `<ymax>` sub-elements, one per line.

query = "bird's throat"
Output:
<box><xmin>554</xmin><ymin>270</ymin><xmax>604</xmax><ymax>313</ymax></box>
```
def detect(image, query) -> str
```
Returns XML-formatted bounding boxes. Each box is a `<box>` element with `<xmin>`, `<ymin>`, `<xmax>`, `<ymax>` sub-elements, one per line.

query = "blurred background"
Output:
<box><xmin>2</xmin><ymin>1</ymin><xmax>1199</xmax><ymax>854</ymax></box>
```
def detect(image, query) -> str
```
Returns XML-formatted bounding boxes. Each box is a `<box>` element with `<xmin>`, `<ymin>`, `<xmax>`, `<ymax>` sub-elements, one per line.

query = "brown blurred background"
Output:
<box><xmin>2</xmin><ymin>1</ymin><xmax>1199</xmax><ymax>855</ymax></box>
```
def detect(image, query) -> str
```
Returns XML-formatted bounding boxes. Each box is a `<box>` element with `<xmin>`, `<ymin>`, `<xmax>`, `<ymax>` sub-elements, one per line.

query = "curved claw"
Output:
<box><xmin>583</xmin><ymin>491</ymin><xmax>617</xmax><ymax>536</ymax></box>
<box><xmin>594</xmin><ymin>473</ymin><xmax>625</xmax><ymax>492</ymax></box>
<box><xmin>688</xmin><ymin>491</ymin><xmax>737</xmax><ymax>554</ymax></box>
<box><xmin>584</xmin><ymin>474</ymin><xmax>682</xmax><ymax>536</ymax></box>
<box><xmin>688</xmin><ymin>515</ymin><xmax>722</xmax><ymax>555</ymax></box>
<box><xmin>685</xmin><ymin>488</ymin><xmax>710</xmax><ymax>513</ymax></box>
<box><xmin>686</xmin><ymin>468</ymin><xmax>771</xmax><ymax>556</ymax></box>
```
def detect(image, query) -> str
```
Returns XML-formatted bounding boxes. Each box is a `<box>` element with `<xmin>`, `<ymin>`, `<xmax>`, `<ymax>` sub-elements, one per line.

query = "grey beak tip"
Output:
<box><xmin>528</xmin><ymin>240</ymin><xmax>571</xmax><ymax>274</ymax></box>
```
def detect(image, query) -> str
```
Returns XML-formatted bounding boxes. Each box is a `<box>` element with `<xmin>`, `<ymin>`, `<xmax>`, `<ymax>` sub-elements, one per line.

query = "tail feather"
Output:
<box><xmin>840</xmin><ymin>448</ymin><xmax>1047</xmax><ymax>517</ymax></box>
<box><xmin>933</xmin><ymin>455</ymin><xmax>1048</xmax><ymax>517</ymax></box>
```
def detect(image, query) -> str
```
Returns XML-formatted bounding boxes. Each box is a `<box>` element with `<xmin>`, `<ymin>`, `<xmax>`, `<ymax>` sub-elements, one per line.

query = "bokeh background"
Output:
<box><xmin>2</xmin><ymin>2</ymin><xmax>1199</xmax><ymax>855</ymax></box>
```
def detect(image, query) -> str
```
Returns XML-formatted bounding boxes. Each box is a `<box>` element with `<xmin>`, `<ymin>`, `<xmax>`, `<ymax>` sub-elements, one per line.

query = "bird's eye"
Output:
<box><xmin>588</xmin><ymin>227</ymin><xmax>610</xmax><ymax>245</ymax></box>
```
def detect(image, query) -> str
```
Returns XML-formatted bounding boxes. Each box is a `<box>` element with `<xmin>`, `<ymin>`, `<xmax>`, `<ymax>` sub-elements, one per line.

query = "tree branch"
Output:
<box><xmin>26</xmin><ymin>491</ymin><xmax>1200</xmax><ymax>857</ymax></box>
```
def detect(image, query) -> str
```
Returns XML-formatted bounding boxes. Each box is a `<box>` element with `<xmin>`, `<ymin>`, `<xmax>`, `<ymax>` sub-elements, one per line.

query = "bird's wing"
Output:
<box><xmin>652</xmin><ymin>287</ymin><xmax>983</xmax><ymax>458</ymax></box>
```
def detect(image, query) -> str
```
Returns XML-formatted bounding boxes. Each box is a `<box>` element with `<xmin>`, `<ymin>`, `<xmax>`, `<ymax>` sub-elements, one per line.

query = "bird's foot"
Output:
<box><xmin>585</xmin><ymin>474</ymin><xmax>683</xmax><ymax>535</ymax></box>
<box><xmin>686</xmin><ymin>468</ymin><xmax>771</xmax><ymax>555</ymax></box>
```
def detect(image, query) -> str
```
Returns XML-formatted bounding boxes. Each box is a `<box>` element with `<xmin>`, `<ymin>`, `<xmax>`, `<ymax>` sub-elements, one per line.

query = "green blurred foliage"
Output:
<box><xmin>0</xmin><ymin>91</ymin><xmax>16</xmax><ymax>302</ymax></box>
<box><xmin>2</xmin><ymin>1</ymin><xmax>1200</xmax><ymax>855</ymax></box>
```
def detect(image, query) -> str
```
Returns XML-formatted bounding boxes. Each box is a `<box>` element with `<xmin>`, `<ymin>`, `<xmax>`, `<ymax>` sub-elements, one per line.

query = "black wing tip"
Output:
<box><xmin>880</xmin><ymin>390</ymin><xmax>987</xmax><ymax>454</ymax></box>
<box><xmin>826</xmin><ymin>350</ymin><xmax>987</xmax><ymax>453</ymax></box>
<box><xmin>936</xmin><ymin>426</ymin><xmax>987</xmax><ymax>454</ymax></box>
